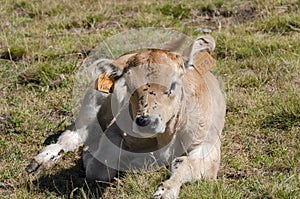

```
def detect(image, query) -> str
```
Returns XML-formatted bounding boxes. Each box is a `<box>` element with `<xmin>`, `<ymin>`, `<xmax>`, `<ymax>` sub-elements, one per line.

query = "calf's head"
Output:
<box><xmin>120</xmin><ymin>49</ymin><xmax>185</xmax><ymax>138</ymax></box>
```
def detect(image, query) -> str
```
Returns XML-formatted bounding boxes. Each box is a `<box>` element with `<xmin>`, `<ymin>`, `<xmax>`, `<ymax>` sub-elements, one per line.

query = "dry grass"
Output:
<box><xmin>0</xmin><ymin>0</ymin><xmax>299</xmax><ymax>198</ymax></box>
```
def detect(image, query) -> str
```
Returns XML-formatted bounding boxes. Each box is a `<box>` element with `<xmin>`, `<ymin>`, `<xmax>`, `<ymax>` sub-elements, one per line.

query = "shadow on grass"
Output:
<box><xmin>27</xmin><ymin>159</ymin><xmax>113</xmax><ymax>198</ymax></box>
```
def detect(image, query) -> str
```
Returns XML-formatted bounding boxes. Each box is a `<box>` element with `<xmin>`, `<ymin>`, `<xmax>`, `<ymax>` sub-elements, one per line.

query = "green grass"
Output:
<box><xmin>0</xmin><ymin>0</ymin><xmax>299</xmax><ymax>198</ymax></box>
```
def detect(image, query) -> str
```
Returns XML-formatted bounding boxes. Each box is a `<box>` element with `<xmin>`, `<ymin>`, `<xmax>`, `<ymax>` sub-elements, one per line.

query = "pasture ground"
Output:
<box><xmin>0</xmin><ymin>0</ymin><xmax>299</xmax><ymax>198</ymax></box>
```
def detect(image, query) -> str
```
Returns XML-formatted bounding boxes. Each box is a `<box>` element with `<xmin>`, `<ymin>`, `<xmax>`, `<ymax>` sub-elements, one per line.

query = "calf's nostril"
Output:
<box><xmin>136</xmin><ymin>115</ymin><xmax>151</xmax><ymax>127</ymax></box>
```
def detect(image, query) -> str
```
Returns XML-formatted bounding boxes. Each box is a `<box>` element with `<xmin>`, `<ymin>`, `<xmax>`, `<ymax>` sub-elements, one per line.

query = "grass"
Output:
<box><xmin>0</xmin><ymin>0</ymin><xmax>299</xmax><ymax>198</ymax></box>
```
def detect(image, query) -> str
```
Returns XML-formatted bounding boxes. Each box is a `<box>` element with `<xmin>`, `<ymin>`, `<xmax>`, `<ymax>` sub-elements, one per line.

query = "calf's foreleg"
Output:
<box><xmin>153</xmin><ymin>142</ymin><xmax>220</xmax><ymax>199</ymax></box>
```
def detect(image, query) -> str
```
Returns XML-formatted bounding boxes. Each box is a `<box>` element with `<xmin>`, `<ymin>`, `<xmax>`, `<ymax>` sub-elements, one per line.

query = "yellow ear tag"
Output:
<box><xmin>94</xmin><ymin>73</ymin><xmax>114</xmax><ymax>93</ymax></box>
<box><xmin>193</xmin><ymin>52</ymin><xmax>216</xmax><ymax>75</ymax></box>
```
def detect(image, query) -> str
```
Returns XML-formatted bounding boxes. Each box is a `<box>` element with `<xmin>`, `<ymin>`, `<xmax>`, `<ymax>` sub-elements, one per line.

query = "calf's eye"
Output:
<box><xmin>164</xmin><ymin>82</ymin><xmax>176</xmax><ymax>96</ymax></box>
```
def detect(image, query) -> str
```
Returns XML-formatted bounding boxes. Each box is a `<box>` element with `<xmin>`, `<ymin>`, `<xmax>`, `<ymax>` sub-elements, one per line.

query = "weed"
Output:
<box><xmin>159</xmin><ymin>3</ymin><xmax>191</xmax><ymax>19</ymax></box>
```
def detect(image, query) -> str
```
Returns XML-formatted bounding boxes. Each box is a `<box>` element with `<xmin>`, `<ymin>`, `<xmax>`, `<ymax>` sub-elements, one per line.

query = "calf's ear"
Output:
<box><xmin>188</xmin><ymin>35</ymin><xmax>216</xmax><ymax>66</ymax></box>
<box><xmin>186</xmin><ymin>35</ymin><xmax>216</xmax><ymax>75</ymax></box>
<box><xmin>89</xmin><ymin>59</ymin><xmax>125</xmax><ymax>94</ymax></box>
<box><xmin>89</xmin><ymin>59</ymin><xmax>124</xmax><ymax>80</ymax></box>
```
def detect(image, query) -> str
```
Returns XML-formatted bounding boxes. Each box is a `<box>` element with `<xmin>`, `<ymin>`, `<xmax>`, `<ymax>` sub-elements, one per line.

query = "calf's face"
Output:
<box><xmin>119</xmin><ymin>49</ymin><xmax>185</xmax><ymax>138</ymax></box>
